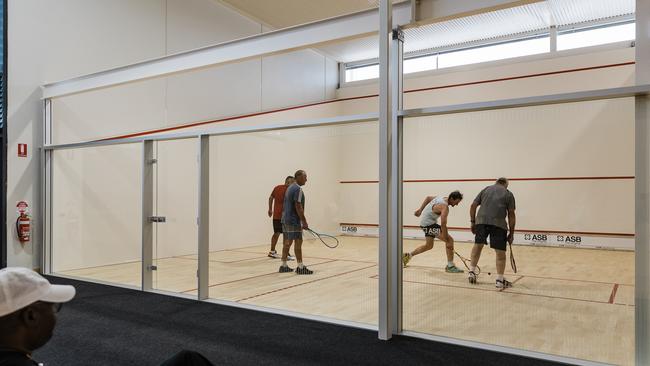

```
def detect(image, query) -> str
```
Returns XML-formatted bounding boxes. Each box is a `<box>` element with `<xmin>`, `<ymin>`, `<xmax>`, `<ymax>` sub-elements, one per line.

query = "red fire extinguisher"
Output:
<box><xmin>16</xmin><ymin>213</ymin><xmax>31</xmax><ymax>243</ymax></box>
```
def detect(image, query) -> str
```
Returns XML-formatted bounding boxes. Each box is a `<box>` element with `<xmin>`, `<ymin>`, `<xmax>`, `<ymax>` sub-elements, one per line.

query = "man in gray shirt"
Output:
<box><xmin>279</xmin><ymin>170</ymin><xmax>313</xmax><ymax>275</ymax></box>
<box><xmin>468</xmin><ymin>177</ymin><xmax>516</xmax><ymax>288</ymax></box>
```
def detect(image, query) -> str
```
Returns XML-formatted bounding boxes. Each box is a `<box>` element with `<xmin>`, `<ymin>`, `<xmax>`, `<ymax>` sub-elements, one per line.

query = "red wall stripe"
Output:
<box><xmin>339</xmin><ymin>222</ymin><xmax>635</xmax><ymax>237</ymax></box>
<box><xmin>94</xmin><ymin>61</ymin><xmax>635</xmax><ymax>142</ymax></box>
<box><xmin>340</xmin><ymin>176</ymin><xmax>634</xmax><ymax>184</ymax></box>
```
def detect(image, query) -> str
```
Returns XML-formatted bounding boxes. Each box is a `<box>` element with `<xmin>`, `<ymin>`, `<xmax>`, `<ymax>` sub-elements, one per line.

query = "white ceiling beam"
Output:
<box><xmin>42</xmin><ymin>3</ymin><xmax>412</xmax><ymax>99</ymax></box>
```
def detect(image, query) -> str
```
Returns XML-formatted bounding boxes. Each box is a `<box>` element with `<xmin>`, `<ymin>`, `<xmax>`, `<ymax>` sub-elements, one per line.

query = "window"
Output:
<box><xmin>437</xmin><ymin>36</ymin><xmax>549</xmax><ymax>69</ymax></box>
<box><xmin>343</xmin><ymin>21</ymin><xmax>636</xmax><ymax>83</ymax></box>
<box><xmin>557</xmin><ymin>22</ymin><xmax>635</xmax><ymax>51</ymax></box>
<box><xmin>345</xmin><ymin>64</ymin><xmax>379</xmax><ymax>82</ymax></box>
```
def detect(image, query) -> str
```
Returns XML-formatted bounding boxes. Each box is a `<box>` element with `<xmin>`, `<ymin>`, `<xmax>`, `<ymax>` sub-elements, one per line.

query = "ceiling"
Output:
<box><xmin>219</xmin><ymin>0</ymin><xmax>399</xmax><ymax>29</ymax></box>
<box><xmin>219</xmin><ymin>0</ymin><xmax>635</xmax><ymax>63</ymax></box>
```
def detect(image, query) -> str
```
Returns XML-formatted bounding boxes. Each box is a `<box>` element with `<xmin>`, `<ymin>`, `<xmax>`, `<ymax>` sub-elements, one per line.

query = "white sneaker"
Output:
<box><xmin>468</xmin><ymin>271</ymin><xmax>477</xmax><ymax>284</ymax></box>
<box><xmin>287</xmin><ymin>254</ymin><xmax>295</xmax><ymax>261</ymax></box>
<box><xmin>268</xmin><ymin>251</ymin><xmax>280</xmax><ymax>259</ymax></box>
<box><xmin>496</xmin><ymin>278</ymin><xmax>512</xmax><ymax>289</ymax></box>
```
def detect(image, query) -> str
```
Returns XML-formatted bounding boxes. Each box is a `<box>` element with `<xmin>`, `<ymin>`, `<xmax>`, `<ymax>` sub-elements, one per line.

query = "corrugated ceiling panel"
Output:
<box><xmin>404</xmin><ymin>2</ymin><xmax>550</xmax><ymax>52</ymax></box>
<box><xmin>318</xmin><ymin>0</ymin><xmax>636</xmax><ymax>63</ymax></box>
<box><xmin>548</xmin><ymin>0</ymin><xmax>634</xmax><ymax>27</ymax></box>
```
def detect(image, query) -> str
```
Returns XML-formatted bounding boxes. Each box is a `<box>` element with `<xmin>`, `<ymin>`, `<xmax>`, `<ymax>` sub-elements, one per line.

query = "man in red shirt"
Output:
<box><xmin>268</xmin><ymin>176</ymin><xmax>295</xmax><ymax>259</ymax></box>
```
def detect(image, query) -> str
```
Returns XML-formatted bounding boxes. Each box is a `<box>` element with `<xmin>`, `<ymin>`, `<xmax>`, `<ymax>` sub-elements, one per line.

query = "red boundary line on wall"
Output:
<box><xmin>340</xmin><ymin>176</ymin><xmax>635</xmax><ymax>184</ymax></box>
<box><xmin>340</xmin><ymin>222</ymin><xmax>635</xmax><ymax>237</ymax></box>
<box><xmin>93</xmin><ymin>61</ymin><xmax>635</xmax><ymax>141</ymax></box>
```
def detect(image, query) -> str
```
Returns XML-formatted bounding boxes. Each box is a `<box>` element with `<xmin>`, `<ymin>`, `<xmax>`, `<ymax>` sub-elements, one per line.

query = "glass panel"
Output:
<box><xmin>203</xmin><ymin>122</ymin><xmax>379</xmax><ymax>326</ymax></box>
<box><xmin>152</xmin><ymin>138</ymin><xmax>198</xmax><ymax>294</ymax></box>
<box><xmin>52</xmin><ymin>144</ymin><xmax>142</xmax><ymax>287</ymax></box>
<box><xmin>558</xmin><ymin>22</ymin><xmax>635</xmax><ymax>51</ymax></box>
<box><xmin>401</xmin><ymin>99</ymin><xmax>634</xmax><ymax>365</ymax></box>
<box><xmin>438</xmin><ymin>37</ymin><xmax>550</xmax><ymax>69</ymax></box>
<box><xmin>346</xmin><ymin>64</ymin><xmax>380</xmax><ymax>82</ymax></box>
<box><xmin>404</xmin><ymin>55</ymin><xmax>437</xmax><ymax>75</ymax></box>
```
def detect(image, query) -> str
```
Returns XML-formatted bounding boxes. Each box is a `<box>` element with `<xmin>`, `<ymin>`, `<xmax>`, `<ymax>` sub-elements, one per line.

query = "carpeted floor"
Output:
<box><xmin>35</xmin><ymin>276</ymin><xmax>565</xmax><ymax>366</ymax></box>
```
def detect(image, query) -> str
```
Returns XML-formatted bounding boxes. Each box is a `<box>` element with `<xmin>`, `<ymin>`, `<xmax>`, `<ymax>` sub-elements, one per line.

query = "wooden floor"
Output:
<box><xmin>60</xmin><ymin>236</ymin><xmax>634</xmax><ymax>365</ymax></box>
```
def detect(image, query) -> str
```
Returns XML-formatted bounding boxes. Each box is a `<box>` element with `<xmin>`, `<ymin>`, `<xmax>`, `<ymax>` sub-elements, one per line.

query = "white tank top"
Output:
<box><xmin>420</xmin><ymin>196</ymin><xmax>447</xmax><ymax>227</ymax></box>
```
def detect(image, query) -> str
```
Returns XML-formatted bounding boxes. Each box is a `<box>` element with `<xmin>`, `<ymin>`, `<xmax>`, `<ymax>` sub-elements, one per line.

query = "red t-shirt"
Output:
<box><xmin>271</xmin><ymin>185</ymin><xmax>288</xmax><ymax>219</ymax></box>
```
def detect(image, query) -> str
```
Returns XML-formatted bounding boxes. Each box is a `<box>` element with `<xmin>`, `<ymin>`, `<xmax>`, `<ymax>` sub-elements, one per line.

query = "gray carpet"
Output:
<box><xmin>35</xmin><ymin>276</ymin><xmax>565</xmax><ymax>366</ymax></box>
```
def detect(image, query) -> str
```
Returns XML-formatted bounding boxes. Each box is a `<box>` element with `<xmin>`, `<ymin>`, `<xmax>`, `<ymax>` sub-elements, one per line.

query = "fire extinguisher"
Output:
<box><xmin>16</xmin><ymin>213</ymin><xmax>31</xmax><ymax>243</ymax></box>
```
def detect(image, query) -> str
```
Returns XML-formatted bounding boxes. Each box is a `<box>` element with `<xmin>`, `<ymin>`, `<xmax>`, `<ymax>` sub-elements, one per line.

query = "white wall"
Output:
<box><xmin>337</xmin><ymin>46</ymin><xmax>636</xmax><ymax>249</ymax></box>
<box><xmin>8</xmin><ymin>0</ymin><xmax>340</xmax><ymax>269</ymax></box>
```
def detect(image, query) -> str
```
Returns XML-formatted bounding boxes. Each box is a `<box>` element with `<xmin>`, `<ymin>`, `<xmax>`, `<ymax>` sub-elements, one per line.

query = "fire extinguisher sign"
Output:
<box><xmin>16</xmin><ymin>201</ymin><xmax>29</xmax><ymax>214</ymax></box>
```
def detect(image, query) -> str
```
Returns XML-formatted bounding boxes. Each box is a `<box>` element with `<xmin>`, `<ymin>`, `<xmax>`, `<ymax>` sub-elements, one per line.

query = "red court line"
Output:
<box><xmin>93</xmin><ymin>61</ymin><xmax>634</xmax><ymax>141</ymax></box>
<box><xmin>392</xmin><ymin>277</ymin><xmax>626</xmax><ymax>306</ymax></box>
<box><xmin>404</xmin><ymin>62</ymin><xmax>635</xmax><ymax>94</ymax></box>
<box><xmin>180</xmin><ymin>259</ymin><xmax>337</xmax><ymax>293</ymax></box>
<box><xmin>236</xmin><ymin>264</ymin><xmax>377</xmax><ymax>302</ymax></box>
<box><xmin>340</xmin><ymin>222</ymin><xmax>635</xmax><ymax>238</ymax></box>
<box><xmin>398</xmin><ymin>265</ymin><xmax>634</xmax><ymax>287</ymax></box>
<box><xmin>341</xmin><ymin>176</ymin><xmax>634</xmax><ymax>184</ymax></box>
<box><xmin>609</xmin><ymin>284</ymin><xmax>620</xmax><ymax>304</ymax></box>
<box><xmin>229</xmin><ymin>249</ymin><xmax>377</xmax><ymax>264</ymax></box>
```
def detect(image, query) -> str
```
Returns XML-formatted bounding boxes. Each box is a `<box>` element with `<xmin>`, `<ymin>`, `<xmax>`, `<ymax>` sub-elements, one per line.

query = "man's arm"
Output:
<box><xmin>268</xmin><ymin>194</ymin><xmax>274</xmax><ymax>217</ymax></box>
<box><xmin>439</xmin><ymin>205</ymin><xmax>450</xmax><ymax>239</ymax></box>
<box><xmin>414</xmin><ymin>196</ymin><xmax>435</xmax><ymax>217</ymax></box>
<box><xmin>295</xmin><ymin>202</ymin><xmax>308</xmax><ymax>229</ymax></box>
<box><xmin>507</xmin><ymin>208</ymin><xmax>516</xmax><ymax>244</ymax></box>
<box><xmin>470</xmin><ymin>202</ymin><xmax>479</xmax><ymax>234</ymax></box>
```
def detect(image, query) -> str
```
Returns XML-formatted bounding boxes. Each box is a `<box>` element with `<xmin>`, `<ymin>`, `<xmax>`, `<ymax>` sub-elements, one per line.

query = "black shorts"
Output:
<box><xmin>272</xmin><ymin>219</ymin><xmax>283</xmax><ymax>234</ymax></box>
<box><xmin>474</xmin><ymin>224</ymin><xmax>507</xmax><ymax>251</ymax></box>
<box><xmin>421</xmin><ymin>224</ymin><xmax>441</xmax><ymax>238</ymax></box>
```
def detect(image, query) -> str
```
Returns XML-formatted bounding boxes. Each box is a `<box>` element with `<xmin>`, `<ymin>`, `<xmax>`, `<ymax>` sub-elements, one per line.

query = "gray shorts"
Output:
<box><xmin>282</xmin><ymin>223</ymin><xmax>303</xmax><ymax>240</ymax></box>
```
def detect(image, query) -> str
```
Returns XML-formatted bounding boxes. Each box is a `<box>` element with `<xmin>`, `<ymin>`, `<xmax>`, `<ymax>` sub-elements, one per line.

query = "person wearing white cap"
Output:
<box><xmin>0</xmin><ymin>267</ymin><xmax>75</xmax><ymax>366</ymax></box>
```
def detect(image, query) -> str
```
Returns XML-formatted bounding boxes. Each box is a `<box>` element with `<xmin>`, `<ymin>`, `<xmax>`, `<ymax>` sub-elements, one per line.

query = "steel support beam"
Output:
<box><xmin>197</xmin><ymin>135</ymin><xmax>210</xmax><ymax>300</ymax></box>
<box><xmin>41</xmin><ymin>3</ymin><xmax>412</xmax><ymax>99</ymax></box>
<box><xmin>389</xmin><ymin>28</ymin><xmax>404</xmax><ymax>334</ymax></box>
<box><xmin>142</xmin><ymin>140</ymin><xmax>154</xmax><ymax>291</ymax></box>
<box><xmin>41</xmin><ymin>100</ymin><xmax>53</xmax><ymax>274</ymax></box>
<box><xmin>378</xmin><ymin>0</ymin><xmax>393</xmax><ymax>340</ymax></box>
<box><xmin>636</xmin><ymin>0</ymin><xmax>650</xmax><ymax>363</ymax></box>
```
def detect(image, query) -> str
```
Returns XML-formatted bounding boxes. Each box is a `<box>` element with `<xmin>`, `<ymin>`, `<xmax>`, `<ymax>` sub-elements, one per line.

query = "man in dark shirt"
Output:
<box><xmin>468</xmin><ymin>177</ymin><xmax>517</xmax><ymax>288</ymax></box>
<box><xmin>0</xmin><ymin>267</ymin><xmax>76</xmax><ymax>366</ymax></box>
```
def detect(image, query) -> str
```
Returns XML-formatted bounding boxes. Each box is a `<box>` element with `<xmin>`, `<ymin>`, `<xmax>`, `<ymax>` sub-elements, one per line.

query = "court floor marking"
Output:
<box><xmin>179</xmin><ymin>259</ymin><xmax>337</xmax><ymax>293</ymax></box>
<box><xmin>609</xmin><ymin>284</ymin><xmax>620</xmax><ymax>304</ymax></box>
<box><xmin>375</xmin><ymin>275</ymin><xmax>632</xmax><ymax>307</ymax></box>
<box><xmin>229</xmin><ymin>249</ymin><xmax>377</xmax><ymax>264</ymax></box>
<box><xmin>236</xmin><ymin>264</ymin><xmax>378</xmax><ymax>302</ymax></box>
<box><xmin>499</xmin><ymin>275</ymin><xmax>525</xmax><ymax>292</ymax></box>
<box><xmin>405</xmin><ymin>264</ymin><xmax>634</xmax><ymax>286</ymax></box>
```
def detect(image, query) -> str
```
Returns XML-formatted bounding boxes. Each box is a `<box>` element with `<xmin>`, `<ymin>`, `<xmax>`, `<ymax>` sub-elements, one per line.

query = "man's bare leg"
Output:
<box><xmin>468</xmin><ymin>243</ymin><xmax>484</xmax><ymax>283</ymax></box>
<box><xmin>410</xmin><ymin>237</ymin><xmax>434</xmax><ymax>256</ymax></box>
<box><xmin>270</xmin><ymin>232</ymin><xmax>280</xmax><ymax>252</ymax></box>
<box><xmin>443</xmin><ymin>235</ymin><xmax>463</xmax><ymax>273</ymax></box>
<box><xmin>495</xmin><ymin>249</ymin><xmax>511</xmax><ymax>288</ymax></box>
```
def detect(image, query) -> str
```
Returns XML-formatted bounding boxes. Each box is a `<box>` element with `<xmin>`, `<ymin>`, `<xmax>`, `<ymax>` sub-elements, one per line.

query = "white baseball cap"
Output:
<box><xmin>0</xmin><ymin>267</ymin><xmax>76</xmax><ymax>317</ymax></box>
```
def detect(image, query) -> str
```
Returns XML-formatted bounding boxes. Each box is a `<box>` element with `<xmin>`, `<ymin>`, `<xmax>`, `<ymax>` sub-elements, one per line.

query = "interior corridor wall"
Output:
<box><xmin>9</xmin><ymin>0</ymin><xmax>339</xmax><ymax>269</ymax></box>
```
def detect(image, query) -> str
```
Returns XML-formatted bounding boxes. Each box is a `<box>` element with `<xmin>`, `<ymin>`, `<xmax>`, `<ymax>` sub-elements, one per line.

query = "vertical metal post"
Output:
<box><xmin>41</xmin><ymin>99</ymin><xmax>53</xmax><ymax>273</ymax></box>
<box><xmin>390</xmin><ymin>28</ymin><xmax>404</xmax><ymax>334</ymax></box>
<box><xmin>142</xmin><ymin>140</ymin><xmax>154</xmax><ymax>291</ymax></box>
<box><xmin>636</xmin><ymin>1</ymin><xmax>650</xmax><ymax>364</ymax></box>
<box><xmin>197</xmin><ymin>135</ymin><xmax>210</xmax><ymax>300</ymax></box>
<box><xmin>378</xmin><ymin>0</ymin><xmax>393</xmax><ymax>340</ymax></box>
<box><xmin>549</xmin><ymin>26</ymin><xmax>558</xmax><ymax>53</ymax></box>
